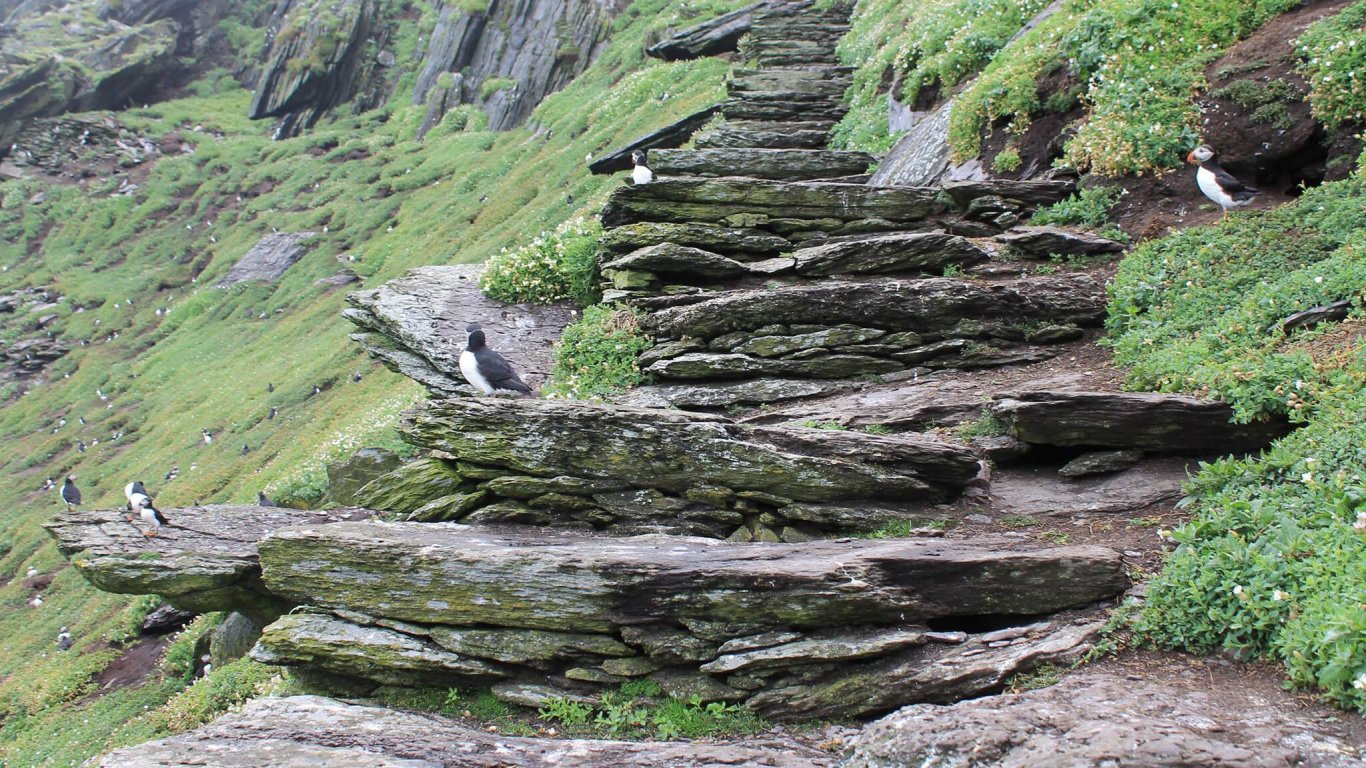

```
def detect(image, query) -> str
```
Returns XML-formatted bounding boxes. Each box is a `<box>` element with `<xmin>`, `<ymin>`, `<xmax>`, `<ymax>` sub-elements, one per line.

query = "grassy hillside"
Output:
<box><xmin>0</xmin><ymin>0</ymin><xmax>737</xmax><ymax>762</ymax></box>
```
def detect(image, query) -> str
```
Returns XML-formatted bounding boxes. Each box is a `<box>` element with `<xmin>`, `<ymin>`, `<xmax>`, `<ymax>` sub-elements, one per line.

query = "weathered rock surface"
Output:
<box><xmin>843</xmin><ymin>669</ymin><xmax>1365</xmax><ymax>768</ymax></box>
<box><xmin>869</xmin><ymin>100</ymin><xmax>953</xmax><ymax>186</ymax></box>
<box><xmin>600</xmin><ymin>221</ymin><xmax>792</xmax><ymax>255</ymax></box>
<box><xmin>994</xmin><ymin>225</ymin><xmax>1127</xmax><ymax>258</ymax></box>
<box><xmin>695</xmin><ymin>119</ymin><xmax>835</xmax><ymax>149</ymax></box>
<box><xmin>991</xmin><ymin>391</ymin><xmax>1292</xmax><ymax>453</ymax></box>
<box><xmin>586</xmin><ymin>106</ymin><xmax>720</xmax><ymax>174</ymax></box>
<box><xmin>988</xmin><ymin>459</ymin><xmax>1189</xmax><ymax>519</ymax></box>
<box><xmin>323</xmin><ymin>446</ymin><xmax>403</xmax><ymax>505</ymax></box>
<box><xmin>259</xmin><ymin>524</ymin><xmax>1126</xmax><ymax>633</ymax></box>
<box><xmin>649</xmin><ymin>148</ymin><xmax>876</xmax><ymax>180</ymax></box>
<box><xmin>44</xmin><ymin>505</ymin><xmax>373</xmax><ymax>616</ymax></box>
<box><xmin>344</xmin><ymin>265</ymin><xmax>575</xmax><ymax>396</ymax></box>
<box><xmin>1058</xmin><ymin>449</ymin><xmax>1145</xmax><ymax>478</ymax></box>
<box><xmin>99</xmin><ymin>695</ymin><xmax>835</xmax><ymax>767</ymax></box>
<box><xmin>645</xmin><ymin>276</ymin><xmax>1105</xmax><ymax>341</ymax></box>
<box><xmin>789</xmin><ymin>232</ymin><xmax>989</xmax><ymax>276</ymax></box>
<box><xmin>250</xmin><ymin>0</ymin><xmax>375</xmax><ymax>137</ymax></box>
<box><xmin>744</xmin><ymin>0</ymin><xmax>848</xmax><ymax>67</ymax></box>
<box><xmin>411</xmin><ymin>0</ymin><xmax>617</xmax><ymax>131</ymax></box>
<box><xmin>400</xmin><ymin>397</ymin><xmax>981</xmax><ymax>507</ymax></box>
<box><xmin>215</xmin><ymin>232</ymin><xmax>315</xmax><ymax>288</ymax></box>
<box><xmin>646</xmin><ymin>2</ymin><xmax>763</xmax><ymax>60</ymax></box>
<box><xmin>623</xmin><ymin>378</ymin><xmax>855</xmax><ymax>409</ymax></box>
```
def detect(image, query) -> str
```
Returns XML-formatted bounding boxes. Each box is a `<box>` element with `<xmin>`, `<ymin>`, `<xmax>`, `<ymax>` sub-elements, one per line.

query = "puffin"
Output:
<box><xmin>631</xmin><ymin>150</ymin><xmax>653</xmax><ymax>185</ymax></box>
<box><xmin>1187</xmin><ymin>145</ymin><xmax>1258</xmax><ymax>215</ymax></box>
<box><xmin>57</xmin><ymin>627</ymin><xmax>73</xmax><ymax>651</ymax></box>
<box><xmin>125</xmin><ymin>481</ymin><xmax>169</xmax><ymax>536</ymax></box>
<box><xmin>202</xmin><ymin>429</ymin><xmax>213</xmax><ymax>445</ymax></box>
<box><xmin>60</xmin><ymin>476</ymin><xmax>81</xmax><ymax>510</ymax></box>
<box><xmin>459</xmin><ymin>324</ymin><xmax>532</xmax><ymax>396</ymax></box>
<box><xmin>258</xmin><ymin>490</ymin><xmax>277</xmax><ymax>507</ymax></box>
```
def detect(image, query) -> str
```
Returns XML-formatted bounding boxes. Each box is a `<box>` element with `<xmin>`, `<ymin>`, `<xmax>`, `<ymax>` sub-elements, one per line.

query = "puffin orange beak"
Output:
<box><xmin>1186</xmin><ymin>150</ymin><xmax>1196</xmax><ymax>163</ymax></box>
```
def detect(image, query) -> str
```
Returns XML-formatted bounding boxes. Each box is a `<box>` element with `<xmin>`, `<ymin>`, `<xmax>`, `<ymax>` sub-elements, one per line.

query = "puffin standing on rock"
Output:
<box><xmin>631</xmin><ymin>150</ymin><xmax>654</xmax><ymax>185</ymax></box>
<box><xmin>125</xmin><ymin>481</ymin><xmax>169</xmax><ymax>536</ymax></box>
<box><xmin>1188</xmin><ymin>144</ymin><xmax>1258</xmax><ymax>216</ymax></box>
<box><xmin>60</xmin><ymin>476</ymin><xmax>81</xmax><ymax>510</ymax></box>
<box><xmin>460</xmin><ymin>324</ymin><xmax>532</xmax><ymax>396</ymax></box>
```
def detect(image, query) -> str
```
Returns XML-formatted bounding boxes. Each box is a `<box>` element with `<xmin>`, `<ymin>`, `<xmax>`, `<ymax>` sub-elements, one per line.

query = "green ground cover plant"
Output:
<box><xmin>543</xmin><ymin>305</ymin><xmax>653</xmax><ymax>399</ymax></box>
<box><xmin>1111</xmin><ymin>159</ymin><xmax>1366</xmax><ymax>710</ymax></box>
<box><xmin>1296</xmin><ymin>0</ymin><xmax>1366</xmax><ymax>129</ymax></box>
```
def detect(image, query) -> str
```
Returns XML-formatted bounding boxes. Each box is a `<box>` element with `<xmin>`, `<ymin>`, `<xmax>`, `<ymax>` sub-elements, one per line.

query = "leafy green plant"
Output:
<box><xmin>478</xmin><ymin>77</ymin><xmax>518</xmax><ymax>99</ymax></box>
<box><xmin>992</xmin><ymin>147</ymin><xmax>1023</xmax><ymax>173</ymax></box>
<box><xmin>1005</xmin><ymin>663</ymin><xmax>1063</xmax><ymax>692</ymax></box>
<box><xmin>538</xmin><ymin>684</ymin><xmax>766</xmax><ymax>739</ymax></box>
<box><xmin>479</xmin><ymin>216</ymin><xmax>603</xmax><ymax>306</ymax></box>
<box><xmin>1296</xmin><ymin>1</ymin><xmax>1366</xmax><ymax>128</ymax></box>
<box><xmin>1030</xmin><ymin>186</ymin><xmax>1123</xmax><ymax>229</ymax></box>
<box><xmin>543</xmin><ymin>305</ymin><xmax>653</xmax><ymax>399</ymax></box>
<box><xmin>953</xmin><ymin>412</ymin><xmax>1005</xmax><ymax>438</ymax></box>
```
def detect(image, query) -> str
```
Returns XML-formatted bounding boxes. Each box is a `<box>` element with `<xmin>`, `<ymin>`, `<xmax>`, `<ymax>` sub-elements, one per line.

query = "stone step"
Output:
<box><xmin>721</xmin><ymin>95</ymin><xmax>848</xmax><ymax>122</ymax></box>
<box><xmin>990</xmin><ymin>390</ymin><xmax>1292</xmax><ymax>454</ymax></box>
<box><xmin>599</xmin><ymin>232</ymin><xmax>994</xmax><ymax>298</ymax></box>
<box><xmin>694</xmin><ymin>119</ymin><xmax>835</xmax><ymax>149</ymax></box>
<box><xmin>365</xmin><ymin>397</ymin><xmax>982</xmax><ymax>536</ymax></box>
<box><xmin>646</xmin><ymin>147</ymin><xmax>877</xmax><ymax>180</ymax></box>
<box><xmin>98</xmin><ymin>695</ymin><xmax>836</xmax><ymax>767</ymax></box>
<box><xmin>251</xmin><ymin>522</ymin><xmax>1125</xmax><ymax>717</ymax></box>
<box><xmin>730</xmin><ymin>65</ymin><xmax>854</xmax><ymax>94</ymax></box>
<box><xmin>599</xmin><ymin>177</ymin><xmax>1076</xmax><ymax>234</ymax></box>
<box><xmin>43</xmin><ymin>505</ymin><xmax>374</xmax><ymax>616</ymax></box>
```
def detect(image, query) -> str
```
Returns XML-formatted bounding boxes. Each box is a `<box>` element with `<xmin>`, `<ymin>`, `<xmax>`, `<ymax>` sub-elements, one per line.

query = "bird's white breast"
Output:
<box><xmin>459</xmin><ymin>350</ymin><xmax>494</xmax><ymax>394</ymax></box>
<box><xmin>633</xmin><ymin>165</ymin><xmax>653</xmax><ymax>184</ymax></box>
<box><xmin>1196</xmin><ymin>167</ymin><xmax>1236</xmax><ymax>210</ymax></box>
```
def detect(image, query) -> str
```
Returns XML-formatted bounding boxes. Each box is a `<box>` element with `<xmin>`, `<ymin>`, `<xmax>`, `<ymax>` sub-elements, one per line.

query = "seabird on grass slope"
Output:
<box><xmin>459</xmin><ymin>324</ymin><xmax>532</xmax><ymax>396</ymax></box>
<box><xmin>1188</xmin><ymin>144</ymin><xmax>1258</xmax><ymax>216</ymax></box>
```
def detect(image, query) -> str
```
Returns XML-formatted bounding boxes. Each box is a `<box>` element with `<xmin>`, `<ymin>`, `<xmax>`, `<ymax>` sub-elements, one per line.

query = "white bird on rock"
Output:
<box><xmin>459</xmin><ymin>324</ymin><xmax>531</xmax><ymax>396</ymax></box>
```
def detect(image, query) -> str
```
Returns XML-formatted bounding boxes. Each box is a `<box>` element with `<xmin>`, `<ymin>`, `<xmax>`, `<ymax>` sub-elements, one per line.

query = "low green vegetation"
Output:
<box><xmin>479</xmin><ymin>216</ymin><xmax>603</xmax><ymax>305</ymax></box>
<box><xmin>1029</xmin><ymin>185</ymin><xmax>1123</xmax><ymax>229</ymax></box>
<box><xmin>1296</xmin><ymin>0</ymin><xmax>1366</xmax><ymax>129</ymax></box>
<box><xmin>1112</xmin><ymin>159</ymin><xmax>1366</xmax><ymax>711</ymax></box>
<box><xmin>479</xmin><ymin>76</ymin><xmax>520</xmax><ymax>99</ymax></box>
<box><xmin>543</xmin><ymin>305</ymin><xmax>653</xmax><ymax>399</ymax></box>
<box><xmin>539</xmin><ymin>680</ymin><xmax>766</xmax><ymax>739</ymax></box>
<box><xmin>829</xmin><ymin>0</ymin><xmax>1051</xmax><ymax>153</ymax></box>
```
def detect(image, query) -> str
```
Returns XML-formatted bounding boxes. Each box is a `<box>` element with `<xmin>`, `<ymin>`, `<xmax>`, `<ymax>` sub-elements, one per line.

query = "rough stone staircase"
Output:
<box><xmin>45</xmin><ymin>2</ymin><xmax>1305</xmax><ymax>764</ymax></box>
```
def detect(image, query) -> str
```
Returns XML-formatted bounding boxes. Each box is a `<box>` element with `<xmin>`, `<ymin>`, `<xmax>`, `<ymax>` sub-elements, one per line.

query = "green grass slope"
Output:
<box><xmin>0</xmin><ymin>0</ymin><xmax>738</xmax><ymax>762</ymax></box>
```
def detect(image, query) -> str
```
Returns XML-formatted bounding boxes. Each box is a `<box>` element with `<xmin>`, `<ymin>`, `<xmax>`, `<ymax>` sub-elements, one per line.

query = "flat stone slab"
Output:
<box><xmin>215</xmin><ymin>232</ymin><xmax>315</xmax><ymax>288</ymax></box>
<box><xmin>789</xmin><ymin>232</ymin><xmax>989</xmax><ymax>276</ymax></box>
<box><xmin>44</xmin><ymin>505</ymin><xmax>373</xmax><ymax>614</ymax></box>
<box><xmin>645</xmin><ymin>2</ymin><xmax>764</xmax><ymax>60</ymax></box>
<box><xmin>401</xmin><ymin>397</ymin><xmax>981</xmax><ymax>504</ymax></box>
<box><xmin>843</xmin><ymin>668</ymin><xmax>1366</xmax><ymax>767</ymax></box>
<box><xmin>99</xmin><ymin>695</ymin><xmax>833</xmax><ymax>767</ymax></box>
<box><xmin>988</xmin><ymin>459</ymin><xmax>1189</xmax><ymax>518</ymax></box>
<box><xmin>644</xmin><ymin>275</ymin><xmax>1106</xmax><ymax>341</ymax></box>
<box><xmin>991</xmin><ymin>391</ymin><xmax>1292</xmax><ymax>454</ymax></box>
<box><xmin>258</xmin><ymin>523</ymin><xmax>1128</xmax><ymax>633</ymax></box>
<box><xmin>600</xmin><ymin>178</ymin><xmax>947</xmax><ymax>229</ymax></box>
<box><xmin>344</xmin><ymin>265</ymin><xmax>575</xmax><ymax>396</ymax></box>
<box><xmin>994</xmin><ymin>225</ymin><xmax>1126</xmax><ymax>258</ymax></box>
<box><xmin>695</xmin><ymin>119</ymin><xmax>834</xmax><ymax>150</ymax></box>
<box><xmin>649</xmin><ymin>148</ymin><xmax>877</xmax><ymax>181</ymax></box>
<box><xmin>586</xmin><ymin>106</ymin><xmax>721</xmax><ymax>174</ymax></box>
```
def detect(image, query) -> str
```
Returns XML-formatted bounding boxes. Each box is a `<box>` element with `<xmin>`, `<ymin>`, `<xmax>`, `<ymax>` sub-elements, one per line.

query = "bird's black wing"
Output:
<box><xmin>151</xmin><ymin>506</ymin><xmax>169</xmax><ymax>526</ymax></box>
<box><xmin>1212</xmin><ymin>164</ymin><xmax>1258</xmax><ymax>200</ymax></box>
<box><xmin>480</xmin><ymin>350</ymin><xmax>532</xmax><ymax>393</ymax></box>
<box><xmin>64</xmin><ymin>487</ymin><xmax>81</xmax><ymax>504</ymax></box>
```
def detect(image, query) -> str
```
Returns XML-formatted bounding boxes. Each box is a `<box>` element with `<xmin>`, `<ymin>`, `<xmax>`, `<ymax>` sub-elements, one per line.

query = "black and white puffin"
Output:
<box><xmin>631</xmin><ymin>150</ymin><xmax>653</xmax><ymax>185</ymax></box>
<box><xmin>258</xmin><ymin>490</ymin><xmax>277</xmax><ymax>507</ymax></box>
<box><xmin>125</xmin><ymin>481</ymin><xmax>168</xmax><ymax>536</ymax></box>
<box><xmin>60</xmin><ymin>476</ymin><xmax>81</xmax><ymax>510</ymax></box>
<box><xmin>57</xmin><ymin>627</ymin><xmax>73</xmax><ymax>651</ymax></box>
<box><xmin>459</xmin><ymin>324</ymin><xmax>532</xmax><ymax>396</ymax></box>
<box><xmin>1188</xmin><ymin>144</ymin><xmax>1258</xmax><ymax>215</ymax></box>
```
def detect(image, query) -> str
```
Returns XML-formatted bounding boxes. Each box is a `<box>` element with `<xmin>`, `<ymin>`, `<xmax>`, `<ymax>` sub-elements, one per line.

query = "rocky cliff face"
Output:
<box><xmin>411</xmin><ymin>0</ymin><xmax>620</xmax><ymax>133</ymax></box>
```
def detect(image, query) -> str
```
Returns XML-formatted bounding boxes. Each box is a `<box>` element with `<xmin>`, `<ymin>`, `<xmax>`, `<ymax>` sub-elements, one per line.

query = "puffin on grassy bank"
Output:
<box><xmin>459</xmin><ymin>324</ymin><xmax>532</xmax><ymax>396</ymax></box>
<box><xmin>1188</xmin><ymin>144</ymin><xmax>1258</xmax><ymax>215</ymax></box>
<box><xmin>60</xmin><ymin>476</ymin><xmax>81</xmax><ymax>510</ymax></box>
<box><xmin>125</xmin><ymin>481</ymin><xmax>168</xmax><ymax>536</ymax></box>
<box><xmin>631</xmin><ymin>150</ymin><xmax>654</xmax><ymax>185</ymax></box>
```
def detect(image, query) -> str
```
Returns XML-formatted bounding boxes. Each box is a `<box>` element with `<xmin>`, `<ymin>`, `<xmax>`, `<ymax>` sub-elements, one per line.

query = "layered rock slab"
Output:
<box><xmin>992</xmin><ymin>391</ymin><xmax>1292</xmax><ymax>453</ymax></box>
<box><xmin>398</xmin><ymin>397</ymin><xmax>981</xmax><ymax>507</ymax></box>
<box><xmin>648</xmin><ymin>148</ymin><xmax>876</xmax><ymax>181</ymax></box>
<box><xmin>344</xmin><ymin>265</ymin><xmax>575</xmax><ymax>396</ymax></box>
<box><xmin>842</xmin><ymin>670</ymin><xmax>1365</xmax><ymax>768</ymax></box>
<box><xmin>257</xmin><ymin>524</ymin><xmax>1127</xmax><ymax>633</ymax></box>
<box><xmin>99</xmin><ymin>695</ymin><xmax>834</xmax><ymax>768</ymax></box>
<box><xmin>44</xmin><ymin>505</ymin><xmax>372</xmax><ymax>616</ymax></box>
